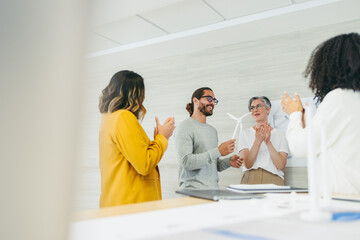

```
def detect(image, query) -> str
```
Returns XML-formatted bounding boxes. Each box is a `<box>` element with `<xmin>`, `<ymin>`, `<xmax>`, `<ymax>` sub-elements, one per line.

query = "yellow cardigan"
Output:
<box><xmin>99</xmin><ymin>110</ymin><xmax>168</xmax><ymax>207</ymax></box>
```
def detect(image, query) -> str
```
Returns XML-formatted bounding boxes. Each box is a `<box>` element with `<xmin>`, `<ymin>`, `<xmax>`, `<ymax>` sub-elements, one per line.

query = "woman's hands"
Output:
<box><xmin>155</xmin><ymin>117</ymin><xmax>175</xmax><ymax>140</ymax></box>
<box><xmin>264</xmin><ymin>122</ymin><xmax>271</xmax><ymax>144</ymax></box>
<box><xmin>254</xmin><ymin>124</ymin><xmax>265</xmax><ymax>143</ymax></box>
<box><xmin>281</xmin><ymin>92</ymin><xmax>304</xmax><ymax>115</ymax></box>
<box><xmin>255</xmin><ymin>122</ymin><xmax>272</xmax><ymax>144</ymax></box>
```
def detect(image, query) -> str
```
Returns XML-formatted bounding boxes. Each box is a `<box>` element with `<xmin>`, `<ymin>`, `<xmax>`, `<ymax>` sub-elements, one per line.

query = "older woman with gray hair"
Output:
<box><xmin>238</xmin><ymin>96</ymin><xmax>289</xmax><ymax>185</ymax></box>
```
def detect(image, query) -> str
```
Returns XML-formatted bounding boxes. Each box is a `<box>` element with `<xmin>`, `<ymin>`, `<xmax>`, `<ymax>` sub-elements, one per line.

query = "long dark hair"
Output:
<box><xmin>98</xmin><ymin>70</ymin><xmax>146</xmax><ymax>120</ymax></box>
<box><xmin>186</xmin><ymin>87</ymin><xmax>213</xmax><ymax>116</ymax></box>
<box><xmin>305</xmin><ymin>32</ymin><xmax>360</xmax><ymax>103</ymax></box>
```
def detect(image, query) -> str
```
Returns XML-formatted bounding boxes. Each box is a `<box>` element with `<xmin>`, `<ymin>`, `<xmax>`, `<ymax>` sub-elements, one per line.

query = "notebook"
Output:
<box><xmin>228</xmin><ymin>184</ymin><xmax>290</xmax><ymax>190</ymax></box>
<box><xmin>227</xmin><ymin>184</ymin><xmax>308</xmax><ymax>193</ymax></box>
<box><xmin>175</xmin><ymin>189</ymin><xmax>264</xmax><ymax>201</ymax></box>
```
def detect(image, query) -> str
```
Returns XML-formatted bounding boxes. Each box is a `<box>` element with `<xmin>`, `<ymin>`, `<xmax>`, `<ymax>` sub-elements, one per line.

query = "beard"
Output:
<box><xmin>199</xmin><ymin>102</ymin><xmax>213</xmax><ymax>116</ymax></box>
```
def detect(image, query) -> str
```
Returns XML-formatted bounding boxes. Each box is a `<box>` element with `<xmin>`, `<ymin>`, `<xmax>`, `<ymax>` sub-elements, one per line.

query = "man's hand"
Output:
<box><xmin>229</xmin><ymin>154</ymin><xmax>243</xmax><ymax>168</ymax></box>
<box><xmin>218</xmin><ymin>139</ymin><xmax>236</xmax><ymax>156</ymax></box>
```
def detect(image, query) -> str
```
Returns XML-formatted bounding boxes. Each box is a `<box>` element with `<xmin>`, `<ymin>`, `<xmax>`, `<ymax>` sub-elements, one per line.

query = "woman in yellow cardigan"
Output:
<box><xmin>98</xmin><ymin>70</ymin><xmax>175</xmax><ymax>207</ymax></box>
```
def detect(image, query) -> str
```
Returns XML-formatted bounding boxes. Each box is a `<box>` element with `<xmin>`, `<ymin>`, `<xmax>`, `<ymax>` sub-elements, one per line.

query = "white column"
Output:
<box><xmin>0</xmin><ymin>1</ymin><xmax>86</xmax><ymax>239</ymax></box>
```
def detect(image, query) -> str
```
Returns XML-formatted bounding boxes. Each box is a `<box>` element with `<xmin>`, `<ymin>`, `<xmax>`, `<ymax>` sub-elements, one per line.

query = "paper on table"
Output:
<box><xmin>70</xmin><ymin>194</ymin><xmax>310</xmax><ymax>240</ymax></box>
<box><xmin>228</xmin><ymin>184</ymin><xmax>291</xmax><ymax>190</ymax></box>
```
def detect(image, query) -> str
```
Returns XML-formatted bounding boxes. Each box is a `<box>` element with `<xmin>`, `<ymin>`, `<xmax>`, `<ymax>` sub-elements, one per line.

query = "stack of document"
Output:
<box><xmin>227</xmin><ymin>184</ymin><xmax>307</xmax><ymax>193</ymax></box>
<box><xmin>175</xmin><ymin>189</ymin><xmax>264</xmax><ymax>201</ymax></box>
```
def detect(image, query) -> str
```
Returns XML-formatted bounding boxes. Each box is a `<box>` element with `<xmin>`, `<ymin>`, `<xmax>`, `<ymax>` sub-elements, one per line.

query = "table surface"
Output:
<box><xmin>73</xmin><ymin>192</ymin><xmax>360</xmax><ymax>222</ymax></box>
<box><xmin>70</xmin><ymin>194</ymin><xmax>360</xmax><ymax>240</ymax></box>
<box><xmin>73</xmin><ymin>196</ymin><xmax>212</xmax><ymax>222</ymax></box>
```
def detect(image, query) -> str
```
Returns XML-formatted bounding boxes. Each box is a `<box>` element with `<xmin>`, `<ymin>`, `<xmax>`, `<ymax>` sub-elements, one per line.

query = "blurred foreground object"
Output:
<box><xmin>0</xmin><ymin>1</ymin><xmax>86</xmax><ymax>240</ymax></box>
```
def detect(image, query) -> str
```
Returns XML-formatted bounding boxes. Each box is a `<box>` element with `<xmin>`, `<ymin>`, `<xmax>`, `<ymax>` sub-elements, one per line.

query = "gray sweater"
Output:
<box><xmin>175</xmin><ymin>117</ymin><xmax>231</xmax><ymax>190</ymax></box>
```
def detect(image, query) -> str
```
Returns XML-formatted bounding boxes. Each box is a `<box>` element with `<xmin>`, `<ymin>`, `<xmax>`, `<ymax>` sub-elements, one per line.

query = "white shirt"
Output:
<box><xmin>287</xmin><ymin>88</ymin><xmax>360</xmax><ymax>195</ymax></box>
<box><xmin>238</xmin><ymin>128</ymin><xmax>289</xmax><ymax>179</ymax></box>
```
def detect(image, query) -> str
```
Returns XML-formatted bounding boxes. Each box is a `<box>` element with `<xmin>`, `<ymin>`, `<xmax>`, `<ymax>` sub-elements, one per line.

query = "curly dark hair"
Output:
<box><xmin>305</xmin><ymin>32</ymin><xmax>360</xmax><ymax>103</ymax></box>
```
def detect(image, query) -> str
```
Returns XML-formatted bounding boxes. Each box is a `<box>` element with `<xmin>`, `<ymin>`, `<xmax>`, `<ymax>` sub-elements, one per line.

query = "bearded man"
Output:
<box><xmin>175</xmin><ymin>87</ymin><xmax>243</xmax><ymax>190</ymax></box>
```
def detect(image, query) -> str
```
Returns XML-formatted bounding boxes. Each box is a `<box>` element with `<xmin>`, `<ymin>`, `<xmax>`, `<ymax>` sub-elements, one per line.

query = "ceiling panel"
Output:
<box><xmin>205</xmin><ymin>0</ymin><xmax>292</xmax><ymax>19</ymax></box>
<box><xmin>85</xmin><ymin>32</ymin><xmax>120</xmax><ymax>53</ymax></box>
<box><xmin>140</xmin><ymin>0</ymin><xmax>224</xmax><ymax>33</ymax></box>
<box><xmin>93</xmin><ymin>16</ymin><xmax>167</xmax><ymax>45</ymax></box>
<box><xmin>90</xmin><ymin>0</ymin><xmax>184</xmax><ymax>26</ymax></box>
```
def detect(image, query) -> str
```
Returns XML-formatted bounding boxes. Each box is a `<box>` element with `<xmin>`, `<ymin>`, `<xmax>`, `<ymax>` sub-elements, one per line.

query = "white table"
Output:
<box><xmin>70</xmin><ymin>194</ymin><xmax>360</xmax><ymax>240</ymax></box>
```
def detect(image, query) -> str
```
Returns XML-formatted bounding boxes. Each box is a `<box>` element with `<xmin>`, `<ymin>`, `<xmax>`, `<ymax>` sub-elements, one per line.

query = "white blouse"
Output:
<box><xmin>238</xmin><ymin>128</ymin><xmax>289</xmax><ymax>179</ymax></box>
<box><xmin>287</xmin><ymin>88</ymin><xmax>360</xmax><ymax>195</ymax></box>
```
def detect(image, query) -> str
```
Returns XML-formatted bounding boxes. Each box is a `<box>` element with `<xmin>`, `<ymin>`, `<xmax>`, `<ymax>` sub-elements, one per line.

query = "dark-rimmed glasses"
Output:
<box><xmin>250</xmin><ymin>104</ymin><xmax>264</xmax><ymax>111</ymax></box>
<box><xmin>200</xmin><ymin>95</ymin><xmax>218</xmax><ymax>105</ymax></box>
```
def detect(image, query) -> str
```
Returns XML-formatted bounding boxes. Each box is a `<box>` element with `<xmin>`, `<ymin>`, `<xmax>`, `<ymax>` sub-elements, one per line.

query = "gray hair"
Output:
<box><xmin>248</xmin><ymin>96</ymin><xmax>271</xmax><ymax>111</ymax></box>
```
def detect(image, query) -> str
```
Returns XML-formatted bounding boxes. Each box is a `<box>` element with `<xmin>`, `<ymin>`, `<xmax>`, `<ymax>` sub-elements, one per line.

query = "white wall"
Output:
<box><xmin>75</xmin><ymin>19</ymin><xmax>360</xmax><ymax>210</ymax></box>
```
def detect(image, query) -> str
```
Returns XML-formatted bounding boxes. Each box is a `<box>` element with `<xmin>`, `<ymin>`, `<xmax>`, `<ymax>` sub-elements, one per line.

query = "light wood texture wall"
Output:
<box><xmin>74</xmin><ymin>19</ymin><xmax>360</xmax><ymax>210</ymax></box>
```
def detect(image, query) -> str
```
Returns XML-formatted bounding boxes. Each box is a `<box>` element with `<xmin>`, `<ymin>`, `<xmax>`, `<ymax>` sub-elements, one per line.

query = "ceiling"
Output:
<box><xmin>86</xmin><ymin>0</ymin><xmax>360</xmax><ymax>68</ymax></box>
<box><xmin>87</xmin><ymin>0</ymin><xmax>310</xmax><ymax>53</ymax></box>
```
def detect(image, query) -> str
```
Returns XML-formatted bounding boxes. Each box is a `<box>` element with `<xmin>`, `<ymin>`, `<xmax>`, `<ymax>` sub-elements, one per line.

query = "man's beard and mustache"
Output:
<box><xmin>199</xmin><ymin>102</ymin><xmax>213</xmax><ymax>116</ymax></box>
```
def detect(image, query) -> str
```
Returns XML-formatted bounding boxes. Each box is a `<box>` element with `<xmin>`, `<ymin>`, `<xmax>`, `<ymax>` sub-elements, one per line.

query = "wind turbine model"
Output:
<box><xmin>227</xmin><ymin>112</ymin><xmax>251</xmax><ymax>140</ymax></box>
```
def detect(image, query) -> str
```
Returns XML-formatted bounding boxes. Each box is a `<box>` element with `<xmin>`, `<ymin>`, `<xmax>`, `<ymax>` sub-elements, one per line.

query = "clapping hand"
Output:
<box><xmin>254</xmin><ymin>122</ymin><xmax>272</xmax><ymax>144</ymax></box>
<box><xmin>264</xmin><ymin>122</ymin><xmax>272</xmax><ymax>144</ymax></box>
<box><xmin>255</xmin><ymin>124</ymin><xmax>266</xmax><ymax>143</ymax></box>
<box><xmin>281</xmin><ymin>91</ymin><xmax>304</xmax><ymax>115</ymax></box>
<box><xmin>155</xmin><ymin>117</ymin><xmax>176</xmax><ymax>140</ymax></box>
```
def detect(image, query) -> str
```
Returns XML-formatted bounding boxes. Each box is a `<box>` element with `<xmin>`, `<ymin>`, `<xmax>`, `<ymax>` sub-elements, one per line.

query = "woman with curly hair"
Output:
<box><xmin>281</xmin><ymin>33</ymin><xmax>360</xmax><ymax>194</ymax></box>
<box><xmin>98</xmin><ymin>70</ymin><xmax>175</xmax><ymax>207</ymax></box>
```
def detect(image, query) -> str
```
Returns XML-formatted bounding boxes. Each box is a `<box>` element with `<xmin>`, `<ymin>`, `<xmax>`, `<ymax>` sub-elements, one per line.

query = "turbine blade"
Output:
<box><xmin>239</xmin><ymin>112</ymin><xmax>251</xmax><ymax>120</ymax></box>
<box><xmin>227</xmin><ymin>113</ymin><xmax>238</xmax><ymax>121</ymax></box>
<box><xmin>232</xmin><ymin>123</ymin><xmax>239</xmax><ymax>140</ymax></box>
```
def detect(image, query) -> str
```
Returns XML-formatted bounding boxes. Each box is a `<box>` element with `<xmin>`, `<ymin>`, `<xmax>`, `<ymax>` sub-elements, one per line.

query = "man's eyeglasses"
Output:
<box><xmin>250</xmin><ymin>104</ymin><xmax>264</xmax><ymax>111</ymax></box>
<box><xmin>200</xmin><ymin>96</ymin><xmax>219</xmax><ymax>105</ymax></box>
